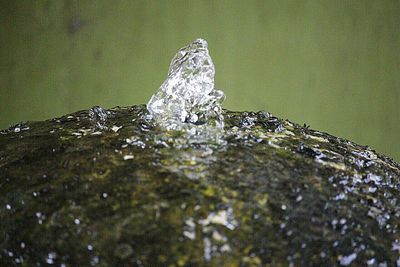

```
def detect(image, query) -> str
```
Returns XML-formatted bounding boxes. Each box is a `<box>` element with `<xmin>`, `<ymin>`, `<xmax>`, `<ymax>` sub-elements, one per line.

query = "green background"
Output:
<box><xmin>1</xmin><ymin>0</ymin><xmax>399</xmax><ymax>161</ymax></box>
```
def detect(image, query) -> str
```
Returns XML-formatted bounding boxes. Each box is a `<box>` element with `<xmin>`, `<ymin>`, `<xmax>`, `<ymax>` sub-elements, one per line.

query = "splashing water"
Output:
<box><xmin>88</xmin><ymin>106</ymin><xmax>111</xmax><ymax>130</ymax></box>
<box><xmin>147</xmin><ymin>38</ymin><xmax>225</xmax><ymax>144</ymax></box>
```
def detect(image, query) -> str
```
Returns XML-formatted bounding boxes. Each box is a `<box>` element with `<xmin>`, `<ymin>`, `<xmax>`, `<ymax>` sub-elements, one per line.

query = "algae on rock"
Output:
<box><xmin>0</xmin><ymin>105</ymin><xmax>399</xmax><ymax>266</ymax></box>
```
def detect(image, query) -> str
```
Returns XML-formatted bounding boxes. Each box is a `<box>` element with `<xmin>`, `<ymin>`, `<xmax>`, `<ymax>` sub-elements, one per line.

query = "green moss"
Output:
<box><xmin>0</xmin><ymin>105</ymin><xmax>399</xmax><ymax>266</ymax></box>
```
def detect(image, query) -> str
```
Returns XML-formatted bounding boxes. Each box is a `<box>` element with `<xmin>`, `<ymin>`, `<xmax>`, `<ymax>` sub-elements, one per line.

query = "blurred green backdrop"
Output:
<box><xmin>0</xmin><ymin>0</ymin><xmax>399</xmax><ymax>161</ymax></box>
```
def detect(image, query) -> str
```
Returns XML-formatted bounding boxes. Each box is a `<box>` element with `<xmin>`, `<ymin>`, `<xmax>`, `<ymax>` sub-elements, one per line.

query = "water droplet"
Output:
<box><xmin>220</xmin><ymin>244</ymin><xmax>231</xmax><ymax>252</ymax></box>
<box><xmin>257</xmin><ymin>110</ymin><xmax>271</xmax><ymax>120</ymax></box>
<box><xmin>91</xmin><ymin>255</ymin><xmax>100</xmax><ymax>265</ymax></box>
<box><xmin>333</xmin><ymin>192</ymin><xmax>347</xmax><ymax>201</ymax></box>
<box><xmin>111</xmin><ymin>125</ymin><xmax>122</xmax><ymax>132</ymax></box>
<box><xmin>123</xmin><ymin>155</ymin><xmax>134</xmax><ymax>160</ymax></box>
<box><xmin>198</xmin><ymin>207</ymin><xmax>238</xmax><ymax>230</ymax></box>
<box><xmin>35</xmin><ymin>212</ymin><xmax>45</xmax><ymax>224</ymax></box>
<box><xmin>275</xmin><ymin>123</ymin><xmax>285</xmax><ymax>133</ymax></box>
<box><xmin>203</xmin><ymin>237</ymin><xmax>212</xmax><ymax>261</ymax></box>
<box><xmin>393</xmin><ymin>241</ymin><xmax>400</xmax><ymax>252</ymax></box>
<box><xmin>339</xmin><ymin>253</ymin><xmax>357</xmax><ymax>266</ymax></box>
<box><xmin>74</xmin><ymin>218</ymin><xmax>80</xmax><ymax>225</ymax></box>
<box><xmin>183</xmin><ymin>230</ymin><xmax>195</xmax><ymax>240</ymax></box>
<box><xmin>240</xmin><ymin>116</ymin><xmax>256</xmax><ymax>128</ymax></box>
<box><xmin>125</xmin><ymin>137</ymin><xmax>146</xmax><ymax>148</ymax></box>
<box><xmin>46</xmin><ymin>252</ymin><xmax>56</xmax><ymax>264</ymax></box>
<box><xmin>89</xmin><ymin>106</ymin><xmax>111</xmax><ymax>129</ymax></box>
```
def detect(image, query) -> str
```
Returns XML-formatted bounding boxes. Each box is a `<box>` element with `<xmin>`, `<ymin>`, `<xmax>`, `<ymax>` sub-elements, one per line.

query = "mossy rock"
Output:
<box><xmin>0</xmin><ymin>105</ymin><xmax>399</xmax><ymax>266</ymax></box>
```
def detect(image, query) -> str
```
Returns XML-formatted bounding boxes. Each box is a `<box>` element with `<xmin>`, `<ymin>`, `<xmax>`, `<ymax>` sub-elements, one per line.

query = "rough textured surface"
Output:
<box><xmin>0</xmin><ymin>105</ymin><xmax>399</xmax><ymax>266</ymax></box>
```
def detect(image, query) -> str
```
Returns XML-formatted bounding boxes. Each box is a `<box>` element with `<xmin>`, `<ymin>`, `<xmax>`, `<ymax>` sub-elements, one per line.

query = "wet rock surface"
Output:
<box><xmin>0</xmin><ymin>105</ymin><xmax>399</xmax><ymax>266</ymax></box>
